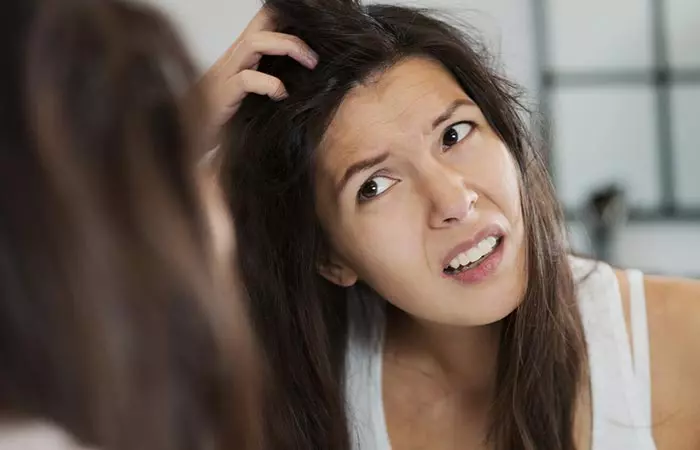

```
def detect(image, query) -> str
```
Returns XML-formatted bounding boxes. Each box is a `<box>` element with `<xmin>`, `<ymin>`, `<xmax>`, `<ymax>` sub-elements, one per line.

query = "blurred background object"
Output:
<box><xmin>536</xmin><ymin>0</ymin><xmax>700</xmax><ymax>278</ymax></box>
<box><xmin>581</xmin><ymin>185</ymin><xmax>629</xmax><ymax>263</ymax></box>
<box><xmin>145</xmin><ymin>0</ymin><xmax>700</xmax><ymax>277</ymax></box>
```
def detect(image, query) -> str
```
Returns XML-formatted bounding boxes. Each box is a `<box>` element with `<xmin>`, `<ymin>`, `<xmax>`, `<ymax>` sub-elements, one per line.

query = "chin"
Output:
<box><xmin>424</xmin><ymin>277</ymin><xmax>526</xmax><ymax>327</ymax></box>
<box><xmin>445</xmin><ymin>298</ymin><xmax>521</xmax><ymax>327</ymax></box>
<box><xmin>437</xmin><ymin>248</ymin><xmax>526</xmax><ymax>326</ymax></box>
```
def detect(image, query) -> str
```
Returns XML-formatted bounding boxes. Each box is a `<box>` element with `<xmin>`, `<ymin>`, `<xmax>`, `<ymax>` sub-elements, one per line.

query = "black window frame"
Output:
<box><xmin>532</xmin><ymin>0</ymin><xmax>700</xmax><ymax>222</ymax></box>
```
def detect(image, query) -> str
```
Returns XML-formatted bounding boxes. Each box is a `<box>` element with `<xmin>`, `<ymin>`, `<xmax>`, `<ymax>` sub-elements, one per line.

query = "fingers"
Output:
<box><xmin>211</xmin><ymin>31</ymin><xmax>317</xmax><ymax>85</ymax></box>
<box><xmin>203</xmin><ymin>70</ymin><xmax>287</xmax><ymax>148</ymax></box>
<box><xmin>208</xmin><ymin>7</ymin><xmax>276</xmax><ymax>78</ymax></box>
<box><xmin>233</xmin><ymin>70</ymin><xmax>288</xmax><ymax>101</ymax></box>
<box><xmin>200</xmin><ymin>7</ymin><xmax>315</xmax><ymax>146</ymax></box>
<box><xmin>237</xmin><ymin>31</ymin><xmax>318</xmax><ymax>70</ymax></box>
<box><xmin>243</xmin><ymin>6</ymin><xmax>276</xmax><ymax>35</ymax></box>
<box><xmin>212</xmin><ymin>71</ymin><xmax>287</xmax><ymax>122</ymax></box>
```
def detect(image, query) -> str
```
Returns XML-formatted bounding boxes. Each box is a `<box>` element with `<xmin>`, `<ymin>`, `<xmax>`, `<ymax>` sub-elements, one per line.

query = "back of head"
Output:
<box><xmin>0</xmin><ymin>0</ymin><xmax>258</xmax><ymax>448</ymax></box>
<box><xmin>225</xmin><ymin>1</ymin><xmax>582</xmax><ymax>449</ymax></box>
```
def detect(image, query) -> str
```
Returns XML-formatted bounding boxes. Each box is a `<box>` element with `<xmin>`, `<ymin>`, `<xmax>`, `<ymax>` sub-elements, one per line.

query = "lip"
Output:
<box><xmin>440</xmin><ymin>223</ymin><xmax>506</xmax><ymax>270</ymax></box>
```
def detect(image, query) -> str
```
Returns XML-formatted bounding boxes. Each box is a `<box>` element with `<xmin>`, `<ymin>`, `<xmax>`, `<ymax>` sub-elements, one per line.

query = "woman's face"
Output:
<box><xmin>315</xmin><ymin>57</ymin><xmax>527</xmax><ymax>327</ymax></box>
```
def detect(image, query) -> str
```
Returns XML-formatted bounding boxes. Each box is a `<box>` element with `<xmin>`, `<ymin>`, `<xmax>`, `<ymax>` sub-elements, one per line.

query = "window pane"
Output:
<box><xmin>671</xmin><ymin>86</ymin><xmax>700</xmax><ymax>208</ymax></box>
<box><xmin>666</xmin><ymin>0</ymin><xmax>700</xmax><ymax>69</ymax></box>
<box><xmin>545</xmin><ymin>0</ymin><xmax>653</xmax><ymax>70</ymax></box>
<box><xmin>551</xmin><ymin>86</ymin><xmax>660</xmax><ymax>209</ymax></box>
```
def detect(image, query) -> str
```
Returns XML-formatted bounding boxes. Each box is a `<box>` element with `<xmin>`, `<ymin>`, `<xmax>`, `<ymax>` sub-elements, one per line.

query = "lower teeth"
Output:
<box><xmin>452</xmin><ymin>257</ymin><xmax>484</xmax><ymax>274</ymax></box>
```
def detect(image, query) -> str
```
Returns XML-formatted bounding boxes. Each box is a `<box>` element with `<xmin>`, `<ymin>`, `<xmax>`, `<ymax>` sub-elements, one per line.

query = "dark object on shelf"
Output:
<box><xmin>583</xmin><ymin>185</ymin><xmax>628</xmax><ymax>262</ymax></box>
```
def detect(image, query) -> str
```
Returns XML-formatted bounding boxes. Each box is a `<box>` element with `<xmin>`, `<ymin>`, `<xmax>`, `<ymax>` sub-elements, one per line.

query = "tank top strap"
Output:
<box><xmin>569</xmin><ymin>256</ymin><xmax>656</xmax><ymax>449</ymax></box>
<box><xmin>627</xmin><ymin>268</ymin><xmax>652</xmax><ymax>427</ymax></box>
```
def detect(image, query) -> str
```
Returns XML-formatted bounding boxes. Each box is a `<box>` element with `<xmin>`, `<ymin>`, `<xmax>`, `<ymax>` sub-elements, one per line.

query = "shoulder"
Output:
<box><xmin>637</xmin><ymin>273</ymin><xmax>700</xmax><ymax>382</ymax></box>
<box><xmin>643</xmin><ymin>274</ymin><xmax>700</xmax><ymax>313</ymax></box>
<box><xmin>613</xmin><ymin>270</ymin><xmax>700</xmax><ymax>449</ymax></box>
<box><xmin>0</xmin><ymin>421</ymin><xmax>89</xmax><ymax>450</ymax></box>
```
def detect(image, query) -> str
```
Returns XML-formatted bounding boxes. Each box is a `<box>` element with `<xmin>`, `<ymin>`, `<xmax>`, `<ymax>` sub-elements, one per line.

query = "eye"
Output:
<box><xmin>357</xmin><ymin>175</ymin><xmax>398</xmax><ymax>202</ymax></box>
<box><xmin>441</xmin><ymin>121</ymin><xmax>474</xmax><ymax>150</ymax></box>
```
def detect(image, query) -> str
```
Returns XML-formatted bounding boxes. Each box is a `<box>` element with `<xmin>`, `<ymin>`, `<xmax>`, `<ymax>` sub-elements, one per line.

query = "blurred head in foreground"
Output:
<box><xmin>0</xmin><ymin>0</ymin><xmax>259</xmax><ymax>448</ymax></box>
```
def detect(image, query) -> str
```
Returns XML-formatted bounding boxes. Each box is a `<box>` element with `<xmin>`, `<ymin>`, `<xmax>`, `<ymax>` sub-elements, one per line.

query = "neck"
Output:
<box><xmin>385</xmin><ymin>306</ymin><xmax>501</xmax><ymax>398</ymax></box>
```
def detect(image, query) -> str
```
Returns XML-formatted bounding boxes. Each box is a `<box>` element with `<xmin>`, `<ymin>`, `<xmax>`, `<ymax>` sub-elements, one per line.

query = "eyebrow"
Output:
<box><xmin>432</xmin><ymin>99</ymin><xmax>474</xmax><ymax>130</ymax></box>
<box><xmin>334</xmin><ymin>99</ymin><xmax>473</xmax><ymax>195</ymax></box>
<box><xmin>337</xmin><ymin>151</ymin><xmax>390</xmax><ymax>194</ymax></box>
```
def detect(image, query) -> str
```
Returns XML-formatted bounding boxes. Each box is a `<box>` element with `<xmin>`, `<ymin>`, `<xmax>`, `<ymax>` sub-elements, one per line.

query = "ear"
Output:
<box><xmin>318</xmin><ymin>253</ymin><xmax>358</xmax><ymax>287</ymax></box>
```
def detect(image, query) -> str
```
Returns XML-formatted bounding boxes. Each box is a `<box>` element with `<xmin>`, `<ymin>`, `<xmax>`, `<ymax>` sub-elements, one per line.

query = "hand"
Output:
<box><xmin>199</xmin><ymin>7</ymin><xmax>318</xmax><ymax>148</ymax></box>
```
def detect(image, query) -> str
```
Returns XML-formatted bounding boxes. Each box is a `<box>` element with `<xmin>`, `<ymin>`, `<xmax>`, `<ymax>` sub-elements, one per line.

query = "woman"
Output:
<box><xmin>208</xmin><ymin>0</ymin><xmax>700</xmax><ymax>449</ymax></box>
<box><xmin>0</xmin><ymin>0</ymin><xmax>258</xmax><ymax>448</ymax></box>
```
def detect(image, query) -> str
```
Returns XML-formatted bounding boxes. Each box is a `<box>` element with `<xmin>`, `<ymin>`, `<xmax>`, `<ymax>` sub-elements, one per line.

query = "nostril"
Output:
<box><xmin>427</xmin><ymin>177</ymin><xmax>479</xmax><ymax>228</ymax></box>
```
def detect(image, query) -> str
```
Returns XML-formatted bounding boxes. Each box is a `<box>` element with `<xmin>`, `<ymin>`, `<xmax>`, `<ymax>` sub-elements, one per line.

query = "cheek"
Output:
<box><xmin>342</xmin><ymin>223</ymin><xmax>427</xmax><ymax>311</ymax></box>
<box><xmin>333</xmin><ymin>204</ymin><xmax>425</xmax><ymax>281</ymax></box>
<box><xmin>477</xmin><ymin>142</ymin><xmax>522</xmax><ymax>222</ymax></box>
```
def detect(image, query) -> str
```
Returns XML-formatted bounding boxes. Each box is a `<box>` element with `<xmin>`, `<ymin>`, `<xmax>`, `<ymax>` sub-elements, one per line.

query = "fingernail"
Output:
<box><xmin>307</xmin><ymin>50</ymin><xmax>319</xmax><ymax>68</ymax></box>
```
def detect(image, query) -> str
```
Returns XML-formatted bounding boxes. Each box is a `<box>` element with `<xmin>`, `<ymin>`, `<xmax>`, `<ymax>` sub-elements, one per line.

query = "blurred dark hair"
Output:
<box><xmin>225</xmin><ymin>0</ymin><xmax>586</xmax><ymax>449</ymax></box>
<box><xmin>0</xmin><ymin>0</ymin><xmax>258</xmax><ymax>448</ymax></box>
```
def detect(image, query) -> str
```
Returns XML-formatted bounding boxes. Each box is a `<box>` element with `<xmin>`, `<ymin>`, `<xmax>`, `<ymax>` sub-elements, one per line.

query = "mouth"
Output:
<box><xmin>443</xmin><ymin>235</ymin><xmax>504</xmax><ymax>275</ymax></box>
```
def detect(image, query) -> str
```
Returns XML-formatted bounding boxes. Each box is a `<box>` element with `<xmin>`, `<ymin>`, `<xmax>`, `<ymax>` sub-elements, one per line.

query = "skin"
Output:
<box><xmin>199</xmin><ymin>164</ymin><xmax>235</xmax><ymax>270</ymax></box>
<box><xmin>198</xmin><ymin>7</ymin><xmax>317</xmax><ymax>149</ymax></box>
<box><xmin>315</xmin><ymin>57</ymin><xmax>526</xmax><ymax>328</ymax></box>
<box><xmin>617</xmin><ymin>272</ymin><xmax>700</xmax><ymax>450</ymax></box>
<box><xmin>313</xmin><ymin>56</ymin><xmax>544</xmax><ymax>449</ymax></box>
<box><xmin>205</xmin><ymin>8</ymin><xmax>700</xmax><ymax>449</ymax></box>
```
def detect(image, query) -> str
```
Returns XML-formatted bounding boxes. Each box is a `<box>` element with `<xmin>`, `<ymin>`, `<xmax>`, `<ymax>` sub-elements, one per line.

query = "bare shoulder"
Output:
<box><xmin>614</xmin><ymin>270</ymin><xmax>700</xmax><ymax>449</ymax></box>
<box><xmin>613</xmin><ymin>270</ymin><xmax>700</xmax><ymax>363</ymax></box>
<box><xmin>642</xmin><ymin>275</ymin><xmax>700</xmax><ymax>378</ymax></box>
<box><xmin>644</xmin><ymin>273</ymin><xmax>700</xmax><ymax>307</ymax></box>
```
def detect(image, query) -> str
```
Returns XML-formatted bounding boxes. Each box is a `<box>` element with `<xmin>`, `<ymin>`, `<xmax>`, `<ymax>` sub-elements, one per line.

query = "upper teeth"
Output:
<box><xmin>447</xmin><ymin>236</ymin><xmax>498</xmax><ymax>269</ymax></box>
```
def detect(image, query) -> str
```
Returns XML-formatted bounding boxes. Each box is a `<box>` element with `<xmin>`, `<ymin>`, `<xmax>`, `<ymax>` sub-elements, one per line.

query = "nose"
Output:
<box><xmin>424</xmin><ymin>165</ymin><xmax>478</xmax><ymax>229</ymax></box>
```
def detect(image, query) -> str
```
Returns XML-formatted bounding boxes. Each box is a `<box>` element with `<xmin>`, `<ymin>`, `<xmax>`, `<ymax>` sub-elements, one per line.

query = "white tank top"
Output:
<box><xmin>344</xmin><ymin>257</ymin><xmax>657</xmax><ymax>449</ymax></box>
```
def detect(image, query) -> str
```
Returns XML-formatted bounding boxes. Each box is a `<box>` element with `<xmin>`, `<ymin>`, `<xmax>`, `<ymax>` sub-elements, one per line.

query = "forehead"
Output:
<box><xmin>318</xmin><ymin>57</ymin><xmax>469</xmax><ymax>169</ymax></box>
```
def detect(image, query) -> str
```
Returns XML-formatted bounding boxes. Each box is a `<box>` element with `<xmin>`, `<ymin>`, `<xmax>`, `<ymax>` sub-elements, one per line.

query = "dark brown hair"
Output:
<box><xmin>0</xmin><ymin>0</ymin><xmax>258</xmax><ymax>448</ymax></box>
<box><xmin>225</xmin><ymin>0</ymin><xmax>586</xmax><ymax>449</ymax></box>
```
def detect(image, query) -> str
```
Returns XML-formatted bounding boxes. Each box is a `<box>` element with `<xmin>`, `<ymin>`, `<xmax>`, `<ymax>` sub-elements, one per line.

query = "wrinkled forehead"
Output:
<box><xmin>315</xmin><ymin>57</ymin><xmax>472</xmax><ymax>183</ymax></box>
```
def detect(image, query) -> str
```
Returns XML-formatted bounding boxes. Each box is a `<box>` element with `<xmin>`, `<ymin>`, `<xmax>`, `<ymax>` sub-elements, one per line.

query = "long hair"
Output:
<box><xmin>0</xmin><ymin>0</ymin><xmax>259</xmax><ymax>448</ymax></box>
<box><xmin>225</xmin><ymin>0</ymin><xmax>585</xmax><ymax>449</ymax></box>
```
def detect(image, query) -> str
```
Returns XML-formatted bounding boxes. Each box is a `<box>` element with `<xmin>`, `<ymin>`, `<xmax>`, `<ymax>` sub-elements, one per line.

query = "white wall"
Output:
<box><xmin>568</xmin><ymin>222</ymin><xmax>699</xmax><ymax>277</ymax></box>
<box><xmin>148</xmin><ymin>0</ymin><xmax>700</xmax><ymax>277</ymax></box>
<box><xmin>142</xmin><ymin>0</ymin><xmax>260</xmax><ymax>70</ymax></box>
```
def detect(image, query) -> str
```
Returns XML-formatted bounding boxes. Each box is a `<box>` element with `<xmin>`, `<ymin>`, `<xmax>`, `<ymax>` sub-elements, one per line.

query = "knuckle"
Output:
<box><xmin>237</xmin><ymin>70</ymin><xmax>255</xmax><ymax>87</ymax></box>
<box><xmin>237</xmin><ymin>37</ymin><xmax>253</xmax><ymax>53</ymax></box>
